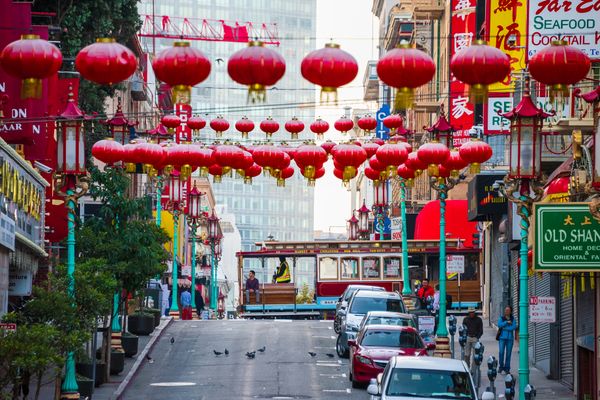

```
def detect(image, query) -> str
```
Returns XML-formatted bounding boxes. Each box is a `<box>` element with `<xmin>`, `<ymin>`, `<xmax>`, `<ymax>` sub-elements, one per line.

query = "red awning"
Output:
<box><xmin>414</xmin><ymin>199</ymin><xmax>478</xmax><ymax>248</ymax></box>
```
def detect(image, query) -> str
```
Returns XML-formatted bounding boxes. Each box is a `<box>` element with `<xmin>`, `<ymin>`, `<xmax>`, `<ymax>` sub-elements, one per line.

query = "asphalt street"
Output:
<box><xmin>123</xmin><ymin>319</ymin><xmax>366</xmax><ymax>400</ymax></box>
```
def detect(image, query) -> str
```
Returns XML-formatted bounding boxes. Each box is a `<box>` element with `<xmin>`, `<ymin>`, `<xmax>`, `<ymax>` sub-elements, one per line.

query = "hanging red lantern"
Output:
<box><xmin>187</xmin><ymin>116</ymin><xmax>206</xmax><ymax>136</ymax></box>
<box><xmin>279</xmin><ymin>144</ymin><xmax>297</xmax><ymax>160</ymax></box>
<box><xmin>284</xmin><ymin>117</ymin><xmax>304</xmax><ymax>139</ymax></box>
<box><xmin>227</xmin><ymin>41</ymin><xmax>285</xmax><ymax>102</ymax></box>
<box><xmin>417</xmin><ymin>141</ymin><xmax>450</xmax><ymax>176</ymax></box>
<box><xmin>209</xmin><ymin>164</ymin><xmax>225</xmax><ymax>183</ymax></box>
<box><xmin>334</xmin><ymin>116</ymin><xmax>354</xmax><ymax>135</ymax></box>
<box><xmin>190</xmin><ymin>146</ymin><xmax>215</xmax><ymax>177</ymax></box>
<box><xmin>310</xmin><ymin>118</ymin><xmax>330</xmax><ymax>140</ymax></box>
<box><xmin>252</xmin><ymin>145</ymin><xmax>290</xmax><ymax>176</ymax></box>
<box><xmin>382</xmin><ymin>114</ymin><xmax>404</xmax><ymax>136</ymax></box>
<box><xmin>357</xmin><ymin>115</ymin><xmax>377</xmax><ymax>135</ymax></box>
<box><xmin>235</xmin><ymin>116</ymin><xmax>255</xmax><ymax>139</ymax></box>
<box><xmin>450</xmin><ymin>40</ymin><xmax>511</xmax><ymax>102</ymax></box>
<box><xmin>405</xmin><ymin>151</ymin><xmax>428</xmax><ymax>176</ymax></box>
<box><xmin>0</xmin><ymin>34</ymin><xmax>62</xmax><ymax>98</ymax></box>
<box><xmin>369</xmin><ymin>155</ymin><xmax>386</xmax><ymax>172</ymax></box>
<box><xmin>435</xmin><ymin>164</ymin><xmax>452</xmax><ymax>179</ymax></box>
<box><xmin>300</xmin><ymin>42</ymin><xmax>358</xmax><ymax>103</ymax></box>
<box><xmin>294</xmin><ymin>144</ymin><xmax>328</xmax><ymax>180</ymax></box>
<box><xmin>161</xmin><ymin>114</ymin><xmax>180</xmax><ymax>134</ymax></box>
<box><xmin>121</xmin><ymin>143</ymin><xmax>139</xmax><ymax>173</ymax></box>
<box><xmin>91</xmin><ymin>139</ymin><xmax>124</xmax><ymax>166</ymax></box>
<box><xmin>458</xmin><ymin>138</ymin><xmax>493</xmax><ymax>173</ymax></box>
<box><xmin>362</xmin><ymin>142</ymin><xmax>380</xmax><ymax>158</ymax></box>
<box><xmin>529</xmin><ymin>40</ymin><xmax>591</xmax><ymax>101</ymax></box>
<box><xmin>210</xmin><ymin>116</ymin><xmax>230</xmax><ymax>137</ymax></box>
<box><xmin>372</xmin><ymin>138</ymin><xmax>385</xmax><ymax>146</ymax></box>
<box><xmin>152</xmin><ymin>41</ymin><xmax>211</xmax><ymax>104</ymax></box>
<box><xmin>75</xmin><ymin>38</ymin><xmax>137</xmax><ymax>86</ymax></box>
<box><xmin>276</xmin><ymin>166</ymin><xmax>295</xmax><ymax>187</ymax></box>
<box><xmin>242</xmin><ymin>163</ymin><xmax>263</xmax><ymax>184</ymax></box>
<box><xmin>375</xmin><ymin>143</ymin><xmax>409</xmax><ymax>176</ymax></box>
<box><xmin>135</xmin><ymin>142</ymin><xmax>166</xmax><ymax>175</ymax></box>
<box><xmin>213</xmin><ymin>144</ymin><xmax>247</xmax><ymax>175</ymax></box>
<box><xmin>168</xmin><ymin>144</ymin><xmax>198</xmax><ymax>178</ymax></box>
<box><xmin>442</xmin><ymin>149</ymin><xmax>469</xmax><ymax>178</ymax></box>
<box><xmin>333</xmin><ymin>167</ymin><xmax>357</xmax><ymax>184</ymax></box>
<box><xmin>397</xmin><ymin>164</ymin><xmax>416</xmax><ymax>186</ymax></box>
<box><xmin>332</xmin><ymin>143</ymin><xmax>367</xmax><ymax>181</ymax></box>
<box><xmin>321</xmin><ymin>140</ymin><xmax>337</xmax><ymax>156</ymax></box>
<box><xmin>259</xmin><ymin>116</ymin><xmax>279</xmax><ymax>138</ymax></box>
<box><xmin>377</xmin><ymin>44</ymin><xmax>435</xmax><ymax>110</ymax></box>
<box><xmin>364</xmin><ymin>166</ymin><xmax>384</xmax><ymax>186</ymax></box>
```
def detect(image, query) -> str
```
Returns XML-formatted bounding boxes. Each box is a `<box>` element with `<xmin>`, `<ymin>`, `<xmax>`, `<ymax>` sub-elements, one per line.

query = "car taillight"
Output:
<box><xmin>357</xmin><ymin>355</ymin><xmax>372</xmax><ymax>365</ymax></box>
<box><xmin>418</xmin><ymin>349</ymin><xmax>428</xmax><ymax>356</ymax></box>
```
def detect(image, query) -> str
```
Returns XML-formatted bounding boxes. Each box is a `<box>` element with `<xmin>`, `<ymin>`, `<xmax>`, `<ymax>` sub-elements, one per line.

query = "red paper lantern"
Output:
<box><xmin>417</xmin><ymin>141</ymin><xmax>450</xmax><ymax>176</ymax></box>
<box><xmin>75</xmin><ymin>38</ymin><xmax>137</xmax><ymax>86</ymax></box>
<box><xmin>235</xmin><ymin>116</ymin><xmax>255</xmax><ymax>139</ymax></box>
<box><xmin>259</xmin><ymin>117</ymin><xmax>279</xmax><ymax>138</ymax></box>
<box><xmin>191</xmin><ymin>146</ymin><xmax>215</xmax><ymax>176</ymax></box>
<box><xmin>252</xmin><ymin>145</ymin><xmax>290</xmax><ymax>175</ymax></box>
<box><xmin>0</xmin><ymin>34</ymin><xmax>62</xmax><ymax>98</ymax></box>
<box><xmin>188</xmin><ymin>116</ymin><xmax>206</xmax><ymax>132</ymax></box>
<box><xmin>161</xmin><ymin>114</ymin><xmax>181</xmax><ymax>134</ymax></box>
<box><xmin>362</xmin><ymin>142</ymin><xmax>380</xmax><ymax>158</ymax></box>
<box><xmin>369</xmin><ymin>155</ymin><xmax>386</xmax><ymax>172</ymax></box>
<box><xmin>405</xmin><ymin>151</ymin><xmax>428</xmax><ymax>175</ymax></box>
<box><xmin>321</xmin><ymin>140</ymin><xmax>337</xmax><ymax>156</ymax></box>
<box><xmin>375</xmin><ymin>143</ymin><xmax>409</xmax><ymax>176</ymax></box>
<box><xmin>529</xmin><ymin>40</ymin><xmax>591</xmax><ymax>100</ymax></box>
<box><xmin>442</xmin><ymin>149</ymin><xmax>469</xmax><ymax>177</ymax></box>
<box><xmin>333</xmin><ymin>167</ymin><xmax>357</xmax><ymax>184</ymax></box>
<box><xmin>334</xmin><ymin>116</ymin><xmax>354</xmax><ymax>134</ymax></box>
<box><xmin>213</xmin><ymin>144</ymin><xmax>247</xmax><ymax>174</ymax></box>
<box><xmin>332</xmin><ymin>143</ymin><xmax>367</xmax><ymax>181</ymax></box>
<box><xmin>357</xmin><ymin>115</ymin><xmax>377</xmax><ymax>134</ymax></box>
<box><xmin>458</xmin><ymin>138</ymin><xmax>493</xmax><ymax>173</ymax></box>
<box><xmin>227</xmin><ymin>41</ymin><xmax>285</xmax><ymax>102</ymax></box>
<box><xmin>450</xmin><ymin>40</ymin><xmax>511</xmax><ymax>102</ymax></box>
<box><xmin>372</xmin><ymin>138</ymin><xmax>385</xmax><ymax>146</ymax></box>
<box><xmin>91</xmin><ymin>139</ymin><xmax>124</xmax><ymax>166</ymax></box>
<box><xmin>210</xmin><ymin>116</ymin><xmax>230</xmax><ymax>137</ymax></box>
<box><xmin>397</xmin><ymin>164</ymin><xmax>416</xmax><ymax>186</ymax></box>
<box><xmin>152</xmin><ymin>41</ymin><xmax>211</xmax><ymax>104</ymax></box>
<box><xmin>377</xmin><ymin>44</ymin><xmax>435</xmax><ymax>109</ymax></box>
<box><xmin>276</xmin><ymin>166</ymin><xmax>295</xmax><ymax>187</ymax></box>
<box><xmin>242</xmin><ymin>163</ymin><xmax>263</xmax><ymax>184</ymax></box>
<box><xmin>294</xmin><ymin>144</ymin><xmax>328</xmax><ymax>180</ymax></box>
<box><xmin>169</xmin><ymin>144</ymin><xmax>198</xmax><ymax>178</ymax></box>
<box><xmin>307</xmin><ymin>166</ymin><xmax>326</xmax><ymax>186</ymax></box>
<box><xmin>135</xmin><ymin>142</ymin><xmax>166</xmax><ymax>174</ymax></box>
<box><xmin>208</xmin><ymin>164</ymin><xmax>226</xmax><ymax>183</ymax></box>
<box><xmin>300</xmin><ymin>42</ymin><xmax>358</xmax><ymax>103</ymax></box>
<box><xmin>284</xmin><ymin>117</ymin><xmax>304</xmax><ymax>139</ymax></box>
<box><xmin>310</xmin><ymin>118</ymin><xmax>330</xmax><ymax>140</ymax></box>
<box><xmin>364</xmin><ymin>166</ymin><xmax>384</xmax><ymax>186</ymax></box>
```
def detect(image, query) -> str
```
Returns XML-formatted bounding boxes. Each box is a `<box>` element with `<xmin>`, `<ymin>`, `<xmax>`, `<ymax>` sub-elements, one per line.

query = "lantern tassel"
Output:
<box><xmin>303</xmin><ymin>166</ymin><xmax>316</xmax><ymax>179</ymax></box>
<box><xmin>394</xmin><ymin>87</ymin><xmax>414</xmax><ymax>111</ymax></box>
<box><xmin>213</xmin><ymin>175</ymin><xmax>222</xmax><ymax>183</ymax></box>
<box><xmin>320</xmin><ymin>87</ymin><xmax>338</xmax><ymax>105</ymax></box>
<box><xmin>427</xmin><ymin>164</ymin><xmax>439</xmax><ymax>177</ymax></box>
<box><xmin>307</xmin><ymin>178</ymin><xmax>316</xmax><ymax>187</ymax></box>
<box><xmin>200</xmin><ymin>167</ymin><xmax>209</xmax><ymax>177</ymax></box>
<box><xmin>248</xmin><ymin>84</ymin><xmax>266</xmax><ymax>103</ymax></box>
<box><xmin>244</xmin><ymin>177</ymin><xmax>253</xmax><ymax>184</ymax></box>
<box><xmin>277</xmin><ymin>178</ymin><xmax>285</xmax><ymax>187</ymax></box>
<box><xmin>125</xmin><ymin>163</ymin><xmax>137</xmax><ymax>174</ymax></box>
<box><xmin>172</xmin><ymin>85</ymin><xmax>192</xmax><ymax>105</ymax></box>
<box><xmin>21</xmin><ymin>78</ymin><xmax>42</xmax><ymax>99</ymax></box>
<box><xmin>468</xmin><ymin>84</ymin><xmax>488</xmax><ymax>104</ymax></box>
<box><xmin>469</xmin><ymin>163</ymin><xmax>481</xmax><ymax>174</ymax></box>
<box><xmin>549</xmin><ymin>84</ymin><xmax>569</xmax><ymax>104</ymax></box>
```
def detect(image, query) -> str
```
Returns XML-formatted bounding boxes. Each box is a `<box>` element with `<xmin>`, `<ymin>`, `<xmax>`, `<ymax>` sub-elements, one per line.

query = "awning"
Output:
<box><xmin>414</xmin><ymin>200</ymin><xmax>478</xmax><ymax>248</ymax></box>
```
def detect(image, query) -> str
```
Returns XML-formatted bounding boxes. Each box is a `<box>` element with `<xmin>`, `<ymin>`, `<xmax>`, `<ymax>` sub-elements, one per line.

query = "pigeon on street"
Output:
<box><xmin>170</xmin><ymin>337</ymin><xmax>175</xmax><ymax>344</ymax></box>
<box><xmin>146</xmin><ymin>355</ymin><xmax>154</xmax><ymax>364</ymax></box>
<box><xmin>246</xmin><ymin>351</ymin><xmax>256</xmax><ymax>359</ymax></box>
<box><xmin>326</xmin><ymin>353</ymin><xmax>335</xmax><ymax>358</ymax></box>
<box><xmin>224</xmin><ymin>349</ymin><xmax>229</xmax><ymax>355</ymax></box>
<box><xmin>214</xmin><ymin>350</ymin><xmax>223</xmax><ymax>356</ymax></box>
<box><xmin>257</xmin><ymin>346</ymin><xmax>266</xmax><ymax>353</ymax></box>
<box><xmin>308</xmin><ymin>352</ymin><xmax>317</xmax><ymax>357</ymax></box>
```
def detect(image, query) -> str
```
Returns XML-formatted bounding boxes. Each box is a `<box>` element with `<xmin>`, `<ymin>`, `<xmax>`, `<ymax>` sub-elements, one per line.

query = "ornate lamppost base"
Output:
<box><xmin>111</xmin><ymin>331</ymin><xmax>123</xmax><ymax>351</ymax></box>
<box><xmin>60</xmin><ymin>392</ymin><xmax>80</xmax><ymax>400</ymax></box>
<box><xmin>401</xmin><ymin>295</ymin><xmax>417</xmax><ymax>311</ymax></box>
<box><xmin>434</xmin><ymin>336</ymin><xmax>452</xmax><ymax>358</ymax></box>
<box><xmin>169</xmin><ymin>310</ymin><xmax>180</xmax><ymax>320</ymax></box>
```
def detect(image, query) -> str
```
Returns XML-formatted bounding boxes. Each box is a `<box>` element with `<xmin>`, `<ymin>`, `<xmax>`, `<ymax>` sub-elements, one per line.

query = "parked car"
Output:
<box><xmin>337</xmin><ymin>291</ymin><xmax>406</xmax><ymax>358</ymax></box>
<box><xmin>334</xmin><ymin>285</ymin><xmax>385</xmax><ymax>334</ymax></box>
<box><xmin>358</xmin><ymin>311</ymin><xmax>417</xmax><ymax>332</ymax></box>
<box><xmin>367</xmin><ymin>356</ymin><xmax>478</xmax><ymax>400</ymax></box>
<box><xmin>348</xmin><ymin>325</ymin><xmax>431</xmax><ymax>388</ymax></box>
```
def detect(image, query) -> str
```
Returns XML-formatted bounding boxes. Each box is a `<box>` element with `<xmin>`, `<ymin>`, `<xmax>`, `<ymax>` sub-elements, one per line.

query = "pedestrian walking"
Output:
<box><xmin>497</xmin><ymin>305</ymin><xmax>517</xmax><ymax>374</ymax></box>
<box><xmin>195</xmin><ymin>283</ymin><xmax>205</xmax><ymax>317</ymax></box>
<box><xmin>180</xmin><ymin>289</ymin><xmax>192</xmax><ymax>320</ymax></box>
<box><xmin>462</xmin><ymin>307</ymin><xmax>483</xmax><ymax>370</ymax></box>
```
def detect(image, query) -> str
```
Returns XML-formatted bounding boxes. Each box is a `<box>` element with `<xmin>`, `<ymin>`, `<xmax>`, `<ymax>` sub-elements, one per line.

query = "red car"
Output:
<box><xmin>348</xmin><ymin>325</ymin><xmax>433</xmax><ymax>388</ymax></box>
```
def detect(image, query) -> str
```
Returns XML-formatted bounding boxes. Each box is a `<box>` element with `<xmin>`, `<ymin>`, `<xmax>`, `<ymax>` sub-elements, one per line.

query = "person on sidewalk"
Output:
<box><xmin>195</xmin><ymin>283</ymin><xmax>205</xmax><ymax>318</ymax></box>
<box><xmin>417</xmin><ymin>279</ymin><xmax>435</xmax><ymax>308</ymax></box>
<box><xmin>462</xmin><ymin>307</ymin><xmax>483</xmax><ymax>369</ymax></box>
<box><xmin>180</xmin><ymin>289</ymin><xmax>192</xmax><ymax>320</ymax></box>
<box><xmin>497</xmin><ymin>305</ymin><xmax>517</xmax><ymax>374</ymax></box>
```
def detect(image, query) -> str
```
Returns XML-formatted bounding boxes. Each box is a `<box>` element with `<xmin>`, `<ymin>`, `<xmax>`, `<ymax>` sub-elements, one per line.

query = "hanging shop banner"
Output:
<box><xmin>376</xmin><ymin>104</ymin><xmax>390</xmax><ymax>140</ymax></box>
<box><xmin>486</xmin><ymin>0</ymin><xmax>528</xmax><ymax>92</ymax></box>
<box><xmin>527</xmin><ymin>0</ymin><xmax>600</xmax><ymax>60</ymax></box>
<box><xmin>8</xmin><ymin>268</ymin><xmax>32</xmax><ymax>296</ymax></box>
<box><xmin>534</xmin><ymin>203</ymin><xmax>600</xmax><ymax>271</ymax></box>
<box><xmin>175</xmin><ymin>103</ymin><xmax>192</xmax><ymax>143</ymax></box>
<box><xmin>449</xmin><ymin>0</ymin><xmax>475</xmax><ymax>137</ymax></box>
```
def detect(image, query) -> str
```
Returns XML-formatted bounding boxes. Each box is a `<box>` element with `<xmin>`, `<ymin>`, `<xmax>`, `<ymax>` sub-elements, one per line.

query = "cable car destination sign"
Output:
<box><xmin>534</xmin><ymin>203</ymin><xmax>600</xmax><ymax>271</ymax></box>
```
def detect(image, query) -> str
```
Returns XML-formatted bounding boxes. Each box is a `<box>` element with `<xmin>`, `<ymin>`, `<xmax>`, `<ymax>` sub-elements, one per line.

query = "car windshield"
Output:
<box><xmin>350</xmin><ymin>297</ymin><xmax>402</xmax><ymax>314</ymax></box>
<box><xmin>360</xmin><ymin>330</ymin><xmax>424</xmax><ymax>348</ymax></box>
<box><xmin>366</xmin><ymin>316</ymin><xmax>415</xmax><ymax>328</ymax></box>
<box><xmin>385</xmin><ymin>368</ymin><xmax>475</xmax><ymax>399</ymax></box>
<box><xmin>345</xmin><ymin>287</ymin><xmax>381</xmax><ymax>301</ymax></box>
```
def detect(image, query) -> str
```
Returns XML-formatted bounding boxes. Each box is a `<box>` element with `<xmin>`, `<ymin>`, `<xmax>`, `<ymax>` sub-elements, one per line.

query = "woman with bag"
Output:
<box><xmin>497</xmin><ymin>305</ymin><xmax>517</xmax><ymax>374</ymax></box>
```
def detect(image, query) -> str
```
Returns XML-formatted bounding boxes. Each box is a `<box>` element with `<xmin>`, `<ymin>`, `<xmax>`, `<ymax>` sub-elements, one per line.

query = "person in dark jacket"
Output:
<box><xmin>462</xmin><ymin>307</ymin><xmax>483</xmax><ymax>368</ymax></box>
<box><xmin>245</xmin><ymin>270</ymin><xmax>260</xmax><ymax>303</ymax></box>
<box><xmin>195</xmin><ymin>283</ymin><xmax>205</xmax><ymax>318</ymax></box>
<box><xmin>497</xmin><ymin>305</ymin><xmax>517</xmax><ymax>374</ymax></box>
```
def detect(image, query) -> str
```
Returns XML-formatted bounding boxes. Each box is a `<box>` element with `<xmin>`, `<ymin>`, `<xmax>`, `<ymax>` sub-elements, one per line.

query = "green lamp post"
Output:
<box><xmin>207</xmin><ymin>210</ymin><xmax>220</xmax><ymax>311</ymax></box>
<box><xmin>498</xmin><ymin>76</ymin><xmax>549</xmax><ymax>398</ymax></box>
<box><xmin>186</xmin><ymin>184</ymin><xmax>205</xmax><ymax>316</ymax></box>
<box><xmin>166</xmin><ymin>173</ymin><xmax>185</xmax><ymax>318</ymax></box>
<box><xmin>55</xmin><ymin>86</ymin><xmax>88</xmax><ymax>400</ymax></box>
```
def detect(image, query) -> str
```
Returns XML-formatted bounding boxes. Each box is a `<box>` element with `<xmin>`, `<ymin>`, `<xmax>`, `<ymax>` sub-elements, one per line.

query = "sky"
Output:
<box><xmin>313</xmin><ymin>0</ymin><xmax>378</xmax><ymax>233</ymax></box>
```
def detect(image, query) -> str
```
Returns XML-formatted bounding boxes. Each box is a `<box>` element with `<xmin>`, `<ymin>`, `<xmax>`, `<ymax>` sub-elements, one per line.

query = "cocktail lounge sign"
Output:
<box><xmin>534</xmin><ymin>203</ymin><xmax>600</xmax><ymax>271</ymax></box>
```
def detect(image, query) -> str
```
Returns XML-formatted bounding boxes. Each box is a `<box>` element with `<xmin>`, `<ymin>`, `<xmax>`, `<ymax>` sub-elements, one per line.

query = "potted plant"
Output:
<box><xmin>128</xmin><ymin>311</ymin><xmax>155</xmax><ymax>336</ymax></box>
<box><xmin>121</xmin><ymin>331</ymin><xmax>139</xmax><ymax>357</ymax></box>
<box><xmin>146</xmin><ymin>307</ymin><xmax>162</xmax><ymax>327</ymax></box>
<box><xmin>110</xmin><ymin>349</ymin><xmax>125</xmax><ymax>375</ymax></box>
<box><xmin>76</xmin><ymin>374</ymin><xmax>94</xmax><ymax>398</ymax></box>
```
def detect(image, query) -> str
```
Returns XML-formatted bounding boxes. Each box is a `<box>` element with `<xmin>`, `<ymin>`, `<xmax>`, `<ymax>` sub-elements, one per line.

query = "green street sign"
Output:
<box><xmin>534</xmin><ymin>203</ymin><xmax>600</xmax><ymax>271</ymax></box>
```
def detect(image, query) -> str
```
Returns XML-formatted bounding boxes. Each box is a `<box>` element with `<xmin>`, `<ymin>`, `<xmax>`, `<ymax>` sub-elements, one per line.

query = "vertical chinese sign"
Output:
<box><xmin>450</xmin><ymin>0</ymin><xmax>476</xmax><ymax>145</ymax></box>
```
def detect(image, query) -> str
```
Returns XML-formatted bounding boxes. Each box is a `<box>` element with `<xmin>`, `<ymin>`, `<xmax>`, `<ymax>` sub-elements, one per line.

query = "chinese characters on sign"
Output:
<box><xmin>529</xmin><ymin>296</ymin><xmax>556</xmax><ymax>323</ymax></box>
<box><xmin>450</xmin><ymin>0</ymin><xmax>475</xmax><ymax>139</ymax></box>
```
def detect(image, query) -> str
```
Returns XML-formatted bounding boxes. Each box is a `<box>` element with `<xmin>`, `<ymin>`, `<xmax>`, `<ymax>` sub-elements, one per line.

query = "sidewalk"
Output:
<box><xmin>451</xmin><ymin>324</ymin><xmax>575</xmax><ymax>399</ymax></box>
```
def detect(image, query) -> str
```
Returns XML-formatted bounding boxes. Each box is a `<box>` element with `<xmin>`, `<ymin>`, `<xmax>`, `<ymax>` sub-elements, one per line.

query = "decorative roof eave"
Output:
<box><xmin>499</xmin><ymin>94</ymin><xmax>554</xmax><ymax>119</ymax></box>
<box><xmin>146</xmin><ymin>124</ymin><xmax>170</xmax><ymax>136</ymax></box>
<box><xmin>574</xmin><ymin>86</ymin><xmax>600</xmax><ymax>104</ymax></box>
<box><xmin>425</xmin><ymin>112</ymin><xmax>454</xmax><ymax>133</ymax></box>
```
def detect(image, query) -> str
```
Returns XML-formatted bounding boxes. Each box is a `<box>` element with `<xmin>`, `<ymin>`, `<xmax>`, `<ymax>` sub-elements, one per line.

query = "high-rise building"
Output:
<box><xmin>138</xmin><ymin>1</ymin><xmax>317</xmax><ymax>286</ymax></box>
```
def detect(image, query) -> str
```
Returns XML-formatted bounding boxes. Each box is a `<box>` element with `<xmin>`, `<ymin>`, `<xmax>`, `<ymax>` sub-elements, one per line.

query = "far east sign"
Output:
<box><xmin>534</xmin><ymin>203</ymin><xmax>600</xmax><ymax>271</ymax></box>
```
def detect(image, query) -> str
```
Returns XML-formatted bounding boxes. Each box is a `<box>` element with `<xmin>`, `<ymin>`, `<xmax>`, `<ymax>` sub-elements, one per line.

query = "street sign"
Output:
<box><xmin>446</xmin><ymin>255</ymin><xmax>465</xmax><ymax>273</ymax></box>
<box><xmin>391</xmin><ymin>217</ymin><xmax>402</xmax><ymax>240</ymax></box>
<box><xmin>529</xmin><ymin>296</ymin><xmax>556</xmax><ymax>323</ymax></box>
<box><xmin>534</xmin><ymin>203</ymin><xmax>600</xmax><ymax>271</ymax></box>
<box><xmin>376</xmin><ymin>104</ymin><xmax>390</xmax><ymax>140</ymax></box>
<box><xmin>0</xmin><ymin>322</ymin><xmax>16</xmax><ymax>334</ymax></box>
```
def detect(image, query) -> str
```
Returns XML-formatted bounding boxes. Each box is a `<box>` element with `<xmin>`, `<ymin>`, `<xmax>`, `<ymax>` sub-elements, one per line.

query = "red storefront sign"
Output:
<box><xmin>175</xmin><ymin>103</ymin><xmax>192</xmax><ymax>143</ymax></box>
<box><xmin>449</xmin><ymin>0</ymin><xmax>476</xmax><ymax>141</ymax></box>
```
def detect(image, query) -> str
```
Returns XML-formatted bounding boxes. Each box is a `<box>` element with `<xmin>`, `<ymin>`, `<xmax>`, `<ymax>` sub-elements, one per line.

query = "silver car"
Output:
<box><xmin>334</xmin><ymin>285</ymin><xmax>385</xmax><ymax>334</ymax></box>
<box><xmin>367</xmin><ymin>356</ymin><xmax>478</xmax><ymax>400</ymax></box>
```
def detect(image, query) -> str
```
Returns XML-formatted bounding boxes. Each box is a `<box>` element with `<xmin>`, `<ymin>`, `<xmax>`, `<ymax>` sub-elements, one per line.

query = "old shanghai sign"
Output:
<box><xmin>534</xmin><ymin>203</ymin><xmax>600</xmax><ymax>271</ymax></box>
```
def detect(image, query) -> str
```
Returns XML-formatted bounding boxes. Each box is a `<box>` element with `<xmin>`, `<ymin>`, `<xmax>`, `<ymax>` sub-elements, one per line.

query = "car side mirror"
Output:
<box><xmin>347</xmin><ymin>338</ymin><xmax>356</xmax><ymax>347</ymax></box>
<box><xmin>367</xmin><ymin>378</ymin><xmax>380</xmax><ymax>395</ymax></box>
<box><xmin>340</xmin><ymin>300</ymin><xmax>348</xmax><ymax>309</ymax></box>
<box><xmin>427</xmin><ymin>342</ymin><xmax>436</xmax><ymax>350</ymax></box>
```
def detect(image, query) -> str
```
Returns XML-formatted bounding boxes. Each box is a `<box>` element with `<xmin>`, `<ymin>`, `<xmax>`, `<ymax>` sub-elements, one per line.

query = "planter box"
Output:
<box><xmin>128</xmin><ymin>314</ymin><xmax>155</xmax><ymax>336</ymax></box>
<box><xmin>121</xmin><ymin>333</ymin><xmax>139</xmax><ymax>357</ymax></box>
<box><xmin>76</xmin><ymin>377</ymin><xmax>94</xmax><ymax>398</ymax></box>
<box><xmin>146</xmin><ymin>308</ymin><xmax>162</xmax><ymax>327</ymax></box>
<box><xmin>76</xmin><ymin>362</ymin><xmax>106</xmax><ymax>387</ymax></box>
<box><xmin>110</xmin><ymin>350</ymin><xmax>125</xmax><ymax>375</ymax></box>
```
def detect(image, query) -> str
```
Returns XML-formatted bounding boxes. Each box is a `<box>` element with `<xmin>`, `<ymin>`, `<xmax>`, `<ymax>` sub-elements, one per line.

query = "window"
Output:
<box><xmin>350</xmin><ymin>297</ymin><xmax>403</xmax><ymax>314</ymax></box>
<box><xmin>360</xmin><ymin>329</ymin><xmax>424</xmax><ymax>349</ymax></box>
<box><xmin>341</xmin><ymin>258</ymin><xmax>359</xmax><ymax>279</ymax></box>
<box><xmin>319</xmin><ymin>257</ymin><xmax>338</xmax><ymax>280</ymax></box>
<box><xmin>384</xmin><ymin>257</ymin><xmax>401</xmax><ymax>279</ymax></box>
<box><xmin>362</xmin><ymin>257</ymin><xmax>381</xmax><ymax>279</ymax></box>
<box><xmin>385</xmin><ymin>368</ymin><xmax>475</xmax><ymax>399</ymax></box>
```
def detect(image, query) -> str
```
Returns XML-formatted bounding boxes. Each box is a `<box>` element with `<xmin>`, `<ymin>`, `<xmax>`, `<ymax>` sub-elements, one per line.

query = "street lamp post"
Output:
<box><xmin>399</xmin><ymin>178</ymin><xmax>411</xmax><ymax>297</ymax></box>
<box><xmin>357</xmin><ymin>201</ymin><xmax>370</xmax><ymax>240</ymax></box>
<box><xmin>372</xmin><ymin>180</ymin><xmax>389</xmax><ymax>240</ymax></box>
<box><xmin>55</xmin><ymin>86</ymin><xmax>88</xmax><ymax>400</ymax></box>
<box><xmin>186</xmin><ymin>184</ymin><xmax>204</xmax><ymax>317</ymax></box>
<box><xmin>207</xmin><ymin>210</ymin><xmax>220</xmax><ymax>311</ymax></box>
<box><xmin>498</xmin><ymin>76</ymin><xmax>550</xmax><ymax>398</ymax></box>
<box><xmin>166</xmin><ymin>174</ymin><xmax>185</xmax><ymax>318</ymax></box>
<box><xmin>346</xmin><ymin>214</ymin><xmax>359</xmax><ymax>240</ymax></box>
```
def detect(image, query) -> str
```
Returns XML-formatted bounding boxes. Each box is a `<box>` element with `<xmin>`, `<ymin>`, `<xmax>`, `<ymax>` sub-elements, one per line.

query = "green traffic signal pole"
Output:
<box><xmin>155</xmin><ymin>176</ymin><xmax>163</xmax><ymax>227</ymax></box>
<box><xmin>400</xmin><ymin>180</ymin><xmax>411</xmax><ymax>296</ymax></box>
<box><xmin>210</xmin><ymin>239</ymin><xmax>217</xmax><ymax>310</ymax></box>
<box><xmin>188</xmin><ymin>220</ymin><xmax>198</xmax><ymax>311</ymax></box>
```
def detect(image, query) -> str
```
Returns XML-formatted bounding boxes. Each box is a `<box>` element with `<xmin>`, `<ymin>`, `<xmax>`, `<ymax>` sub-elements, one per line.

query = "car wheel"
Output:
<box><xmin>336</xmin><ymin>335</ymin><xmax>349</xmax><ymax>358</ymax></box>
<box><xmin>333</xmin><ymin>317</ymin><xmax>341</xmax><ymax>334</ymax></box>
<box><xmin>351</xmin><ymin>378</ymin><xmax>362</xmax><ymax>389</ymax></box>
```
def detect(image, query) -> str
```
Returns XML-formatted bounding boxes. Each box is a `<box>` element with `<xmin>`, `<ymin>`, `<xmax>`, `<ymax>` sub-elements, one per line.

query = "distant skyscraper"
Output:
<box><xmin>139</xmin><ymin>0</ymin><xmax>317</xmax><ymax>286</ymax></box>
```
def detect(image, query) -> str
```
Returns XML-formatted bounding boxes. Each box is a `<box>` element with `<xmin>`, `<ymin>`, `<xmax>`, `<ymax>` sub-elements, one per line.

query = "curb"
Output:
<box><xmin>111</xmin><ymin>317</ymin><xmax>173</xmax><ymax>400</ymax></box>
